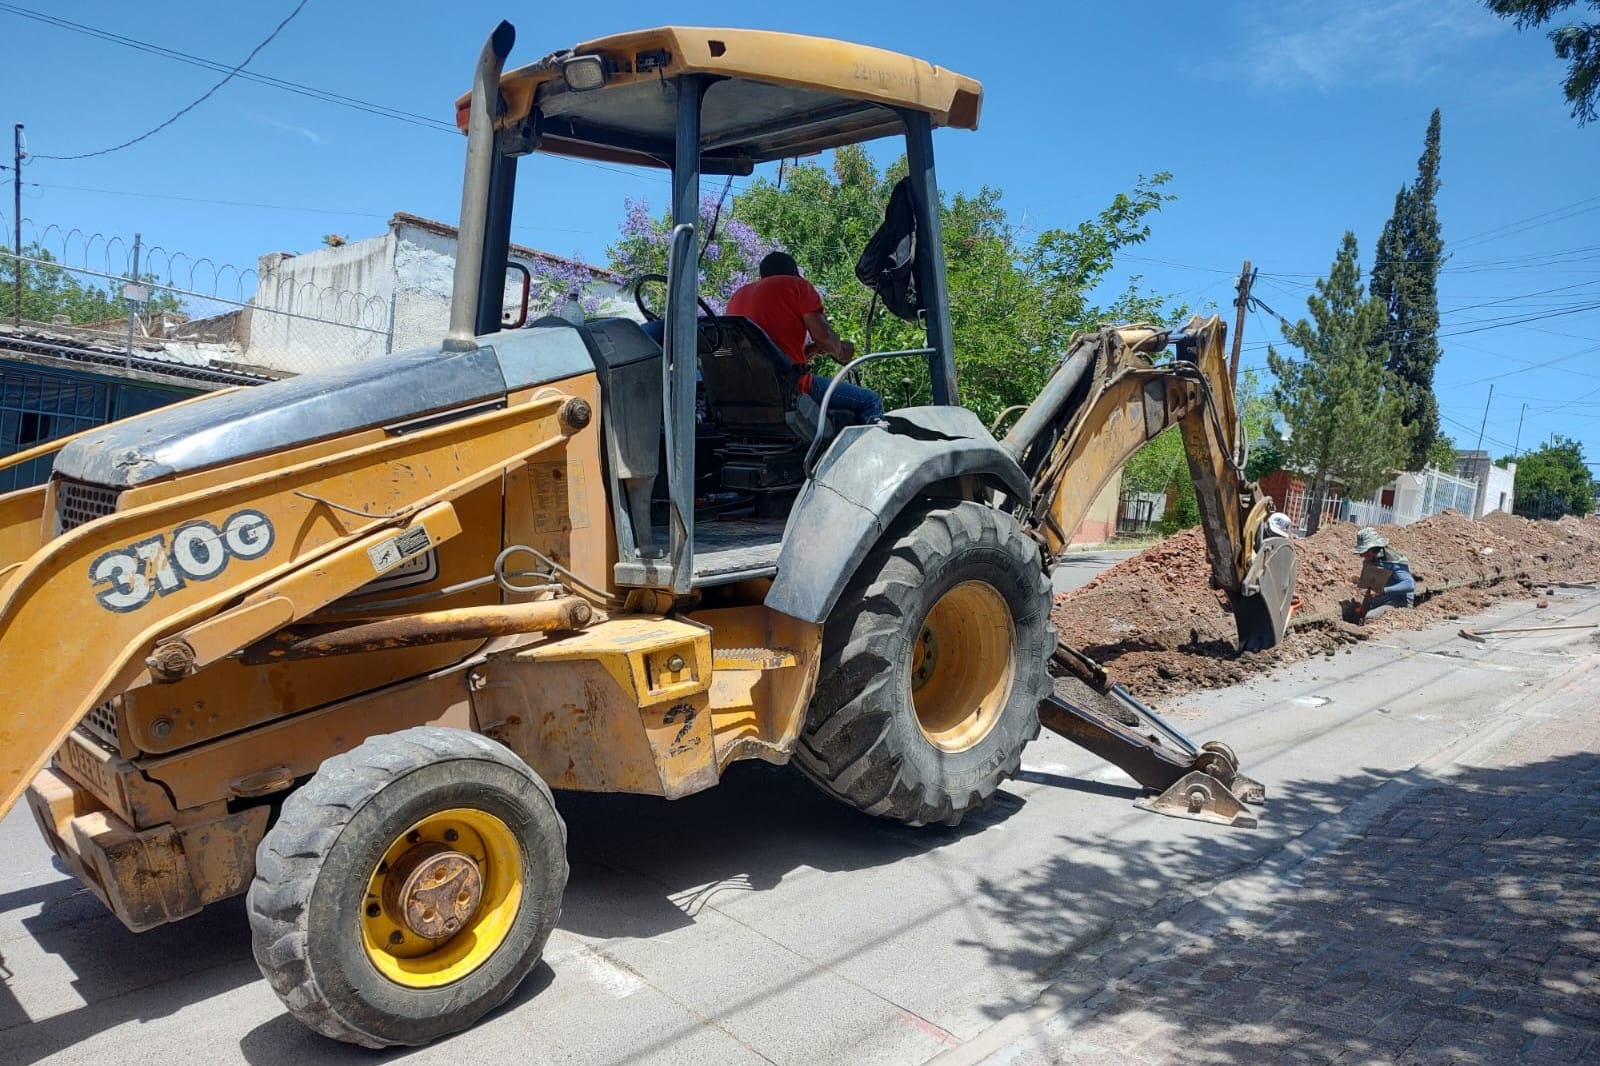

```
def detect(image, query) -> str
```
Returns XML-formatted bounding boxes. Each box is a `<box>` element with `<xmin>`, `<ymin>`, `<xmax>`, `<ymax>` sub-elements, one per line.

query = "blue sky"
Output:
<box><xmin>4</xmin><ymin>0</ymin><xmax>1598</xmax><ymax>465</ymax></box>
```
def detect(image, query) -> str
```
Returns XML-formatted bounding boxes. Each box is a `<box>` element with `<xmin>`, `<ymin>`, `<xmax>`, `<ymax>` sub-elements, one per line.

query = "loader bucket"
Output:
<box><xmin>1235</xmin><ymin>535</ymin><xmax>1296</xmax><ymax>652</ymax></box>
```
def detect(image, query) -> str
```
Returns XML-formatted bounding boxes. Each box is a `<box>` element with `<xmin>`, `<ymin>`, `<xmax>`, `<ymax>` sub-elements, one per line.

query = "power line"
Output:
<box><xmin>0</xmin><ymin>2</ymin><xmax>454</xmax><ymax>135</ymax></box>
<box><xmin>18</xmin><ymin>180</ymin><xmax>390</xmax><ymax>219</ymax></box>
<box><xmin>1450</xmin><ymin>193</ymin><xmax>1600</xmax><ymax>252</ymax></box>
<box><xmin>31</xmin><ymin>0</ymin><xmax>312</xmax><ymax>161</ymax></box>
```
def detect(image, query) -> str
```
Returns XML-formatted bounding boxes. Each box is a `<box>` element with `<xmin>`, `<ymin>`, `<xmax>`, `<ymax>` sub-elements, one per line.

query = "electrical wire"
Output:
<box><xmin>31</xmin><ymin>0</ymin><xmax>313</xmax><ymax>161</ymax></box>
<box><xmin>0</xmin><ymin>2</ymin><xmax>453</xmax><ymax>134</ymax></box>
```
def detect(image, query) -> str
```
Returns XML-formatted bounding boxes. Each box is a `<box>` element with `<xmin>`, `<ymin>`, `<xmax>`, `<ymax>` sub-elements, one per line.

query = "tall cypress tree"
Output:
<box><xmin>1267</xmin><ymin>233</ymin><xmax>1413</xmax><ymax>536</ymax></box>
<box><xmin>1371</xmin><ymin>110</ymin><xmax>1444</xmax><ymax>470</ymax></box>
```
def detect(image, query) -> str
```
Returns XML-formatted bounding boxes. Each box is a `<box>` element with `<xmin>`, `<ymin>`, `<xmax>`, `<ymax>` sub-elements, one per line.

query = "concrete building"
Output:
<box><xmin>238</xmin><ymin>213</ymin><xmax>632</xmax><ymax>375</ymax></box>
<box><xmin>1455</xmin><ymin>450</ymin><xmax>1518</xmax><ymax>518</ymax></box>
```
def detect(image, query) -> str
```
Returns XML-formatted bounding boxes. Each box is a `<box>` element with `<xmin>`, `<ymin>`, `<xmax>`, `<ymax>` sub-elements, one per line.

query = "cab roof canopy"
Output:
<box><xmin>455</xmin><ymin>26</ymin><xmax>983</xmax><ymax>175</ymax></box>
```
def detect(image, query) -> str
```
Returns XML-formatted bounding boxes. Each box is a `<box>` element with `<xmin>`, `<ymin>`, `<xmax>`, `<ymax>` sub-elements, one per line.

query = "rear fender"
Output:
<box><xmin>765</xmin><ymin>407</ymin><xmax>1030</xmax><ymax>624</ymax></box>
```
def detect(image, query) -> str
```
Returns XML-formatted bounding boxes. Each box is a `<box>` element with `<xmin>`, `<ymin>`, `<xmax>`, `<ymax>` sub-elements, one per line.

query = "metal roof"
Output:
<box><xmin>455</xmin><ymin>27</ymin><xmax>982</xmax><ymax>175</ymax></box>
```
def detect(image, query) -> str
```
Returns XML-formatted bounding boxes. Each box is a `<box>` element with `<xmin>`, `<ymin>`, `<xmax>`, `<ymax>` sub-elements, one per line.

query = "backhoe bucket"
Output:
<box><xmin>1235</xmin><ymin>535</ymin><xmax>1296</xmax><ymax>652</ymax></box>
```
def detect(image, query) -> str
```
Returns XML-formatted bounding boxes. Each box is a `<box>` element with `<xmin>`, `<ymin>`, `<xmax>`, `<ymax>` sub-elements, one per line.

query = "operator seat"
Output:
<box><xmin>695</xmin><ymin>315</ymin><xmax>838</xmax><ymax>509</ymax></box>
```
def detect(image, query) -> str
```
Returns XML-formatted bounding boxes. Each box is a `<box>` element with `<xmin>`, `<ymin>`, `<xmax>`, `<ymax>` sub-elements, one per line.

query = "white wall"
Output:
<box><xmin>246</xmin><ymin>238</ymin><xmax>397</xmax><ymax>374</ymax></box>
<box><xmin>238</xmin><ymin>219</ymin><xmax>638</xmax><ymax>375</ymax></box>
<box><xmin>1481</xmin><ymin>461</ymin><xmax>1517</xmax><ymax>516</ymax></box>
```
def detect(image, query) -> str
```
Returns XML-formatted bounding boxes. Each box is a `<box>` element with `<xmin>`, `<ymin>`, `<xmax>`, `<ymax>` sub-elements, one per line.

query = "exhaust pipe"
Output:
<box><xmin>444</xmin><ymin>20</ymin><xmax>516</xmax><ymax>352</ymax></box>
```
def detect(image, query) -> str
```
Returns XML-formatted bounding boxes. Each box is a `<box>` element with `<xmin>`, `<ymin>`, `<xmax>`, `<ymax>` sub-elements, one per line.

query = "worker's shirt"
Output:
<box><xmin>726</xmin><ymin>275</ymin><xmax>823</xmax><ymax>393</ymax></box>
<box><xmin>1373</xmin><ymin>551</ymin><xmax>1416</xmax><ymax>597</ymax></box>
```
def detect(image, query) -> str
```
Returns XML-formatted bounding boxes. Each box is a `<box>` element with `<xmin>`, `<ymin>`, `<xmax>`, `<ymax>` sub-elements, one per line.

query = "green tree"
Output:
<box><xmin>1426</xmin><ymin>432</ymin><xmax>1459</xmax><ymax>471</ymax></box>
<box><xmin>1503</xmin><ymin>436</ymin><xmax>1595</xmax><ymax>516</ymax></box>
<box><xmin>1484</xmin><ymin>1</ymin><xmax>1600</xmax><ymax>124</ymax></box>
<box><xmin>609</xmin><ymin>147</ymin><xmax>1180</xmax><ymax>425</ymax></box>
<box><xmin>1267</xmin><ymin>232</ymin><xmax>1413</xmax><ymax>535</ymax></box>
<box><xmin>1</xmin><ymin>243</ymin><xmax>180</xmax><ymax>324</ymax></box>
<box><xmin>1370</xmin><ymin>110</ymin><xmax>1444</xmax><ymax>469</ymax></box>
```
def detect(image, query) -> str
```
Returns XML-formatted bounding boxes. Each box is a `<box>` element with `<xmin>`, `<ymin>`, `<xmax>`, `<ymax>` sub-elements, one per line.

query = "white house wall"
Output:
<box><xmin>246</xmin><ymin>237</ymin><xmax>397</xmax><ymax>374</ymax></box>
<box><xmin>239</xmin><ymin>220</ymin><xmax>637</xmax><ymax>376</ymax></box>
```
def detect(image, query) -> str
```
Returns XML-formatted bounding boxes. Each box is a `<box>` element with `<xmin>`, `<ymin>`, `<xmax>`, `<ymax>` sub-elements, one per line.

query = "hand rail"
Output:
<box><xmin>804</xmin><ymin>347</ymin><xmax>935</xmax><ymax>471</ymax></box>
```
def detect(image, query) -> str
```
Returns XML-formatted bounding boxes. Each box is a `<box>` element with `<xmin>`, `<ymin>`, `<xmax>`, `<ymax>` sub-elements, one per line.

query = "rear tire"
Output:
<box><xmin>795</xmin><ymin>501</ymin><xmax>1053</xmax><ymax>826</ymax></box>
<box><xmin>247</xmin><ymin>727</ymin><xmax>568</xmax><ymax>1048</ymax></box>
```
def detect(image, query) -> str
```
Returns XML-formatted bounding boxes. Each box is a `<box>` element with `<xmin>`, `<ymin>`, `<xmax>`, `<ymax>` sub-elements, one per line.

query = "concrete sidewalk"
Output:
<box><xmin>938</xmin><ymin>681</ymin><xmax>1600</xmax><ymax>1064</ymax></box>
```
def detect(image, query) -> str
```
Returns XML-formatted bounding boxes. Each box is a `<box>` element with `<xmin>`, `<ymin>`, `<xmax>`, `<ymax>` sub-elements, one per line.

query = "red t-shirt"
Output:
<box><xmin>726</xmin><ymin>274</ymin><xmax>823</xmax><ymax>393</ymax></box>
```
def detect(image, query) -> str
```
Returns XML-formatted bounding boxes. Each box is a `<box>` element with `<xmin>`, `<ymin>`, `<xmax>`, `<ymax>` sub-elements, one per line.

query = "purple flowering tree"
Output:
<box><xmin>606</xmin><ymin>195</ymin><xmax>776</xmax><ymax>312</ymax></box>
<box><xmin>516</xmin><ymin>253</ymin><xmax>622</xmax><ymax>320</ymax></box>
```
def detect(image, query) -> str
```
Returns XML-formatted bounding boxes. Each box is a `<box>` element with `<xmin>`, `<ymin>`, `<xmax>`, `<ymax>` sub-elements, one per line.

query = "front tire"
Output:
<box><xmin>795</xmin><ymin>501</ymin><xmax>1054</xmax><ymax>826</ymax></box>
<box><xmin>247</xmin><ymin>727</ymin><xmax>568</xmax><ymax>1048</ymax></box>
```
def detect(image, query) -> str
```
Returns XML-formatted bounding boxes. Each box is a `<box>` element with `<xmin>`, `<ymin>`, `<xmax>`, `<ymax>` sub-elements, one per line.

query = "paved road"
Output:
<box><xmin>3</xmin><ymin>589</ymin><xmax>1597</xmax><ymax>1065</ymax></box>
<box><xmin>1051</xmin><ymin>549</ymin><xmax>1139</xmax><ymax>593</ymax></box>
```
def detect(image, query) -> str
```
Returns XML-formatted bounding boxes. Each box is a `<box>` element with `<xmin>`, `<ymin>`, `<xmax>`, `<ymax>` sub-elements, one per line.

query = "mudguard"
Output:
<box><xmin>765</xmin><ymin>406</ymin><xmax>1030</xmax><ymax>624</ymax></box>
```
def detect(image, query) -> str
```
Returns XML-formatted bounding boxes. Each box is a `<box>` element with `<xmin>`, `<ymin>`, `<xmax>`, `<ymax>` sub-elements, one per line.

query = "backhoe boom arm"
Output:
<box><xmin>1010</xmin><ymin>315</ymin><xmax>1296</xmax><ymax>651</ymax></box>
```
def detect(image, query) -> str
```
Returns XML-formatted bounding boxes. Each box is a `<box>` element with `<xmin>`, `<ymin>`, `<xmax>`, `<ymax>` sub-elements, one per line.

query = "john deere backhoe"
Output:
<box><xmin>0</xmin><ymin>24</ymin><xmax>1295</xmax><ymax>1047</ymax></box>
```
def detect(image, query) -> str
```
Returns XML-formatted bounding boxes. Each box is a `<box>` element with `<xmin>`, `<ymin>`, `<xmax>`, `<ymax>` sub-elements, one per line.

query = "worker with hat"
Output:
<box><xmin>1352</xmin><ymin>526</ymin><xmax>1415</xmax><ymax>622</ymax></box>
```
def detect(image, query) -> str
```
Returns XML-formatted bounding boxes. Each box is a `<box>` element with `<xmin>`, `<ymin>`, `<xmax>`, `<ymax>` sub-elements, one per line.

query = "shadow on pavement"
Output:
<box><xmin>553</xmin><ymin>759</ymin><xmax>1021</xmax><ymax>940</ymax></box>
<box><xmin>965</xmin><ymin>751</ymin><xmax>1600</xmax><ymax>1063</ymax></box>
<box><xmin>1</xmin><ymin>759</ymin><xmax>1021</xmax><ymax>1065</ymax></box>
<box><xmin>0</xmin><ymin>895</ymin><xmax>257</xmax><ymax>1062</ymax></box>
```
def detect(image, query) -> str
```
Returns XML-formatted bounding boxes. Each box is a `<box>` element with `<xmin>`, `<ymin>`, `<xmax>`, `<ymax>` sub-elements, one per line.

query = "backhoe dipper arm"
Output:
<box><xmin>1009</xmin><ymin>314</ymin><xmax>1295</xmax><ymax>652</ymax></box>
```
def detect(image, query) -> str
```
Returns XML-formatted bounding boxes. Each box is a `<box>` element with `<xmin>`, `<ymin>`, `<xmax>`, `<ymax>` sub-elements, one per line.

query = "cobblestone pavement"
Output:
<box><xmin>949</xmin><ymin>705</ymin><xmax>1600</xmax><ymax>1065</ymax></box>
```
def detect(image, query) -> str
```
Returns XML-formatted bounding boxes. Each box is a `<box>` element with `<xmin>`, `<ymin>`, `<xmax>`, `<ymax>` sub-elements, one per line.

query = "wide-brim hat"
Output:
<box><xmin>1353</xmin><ymin>526</ymin><xmax>1388</xmax><ymax>554</ymax></box>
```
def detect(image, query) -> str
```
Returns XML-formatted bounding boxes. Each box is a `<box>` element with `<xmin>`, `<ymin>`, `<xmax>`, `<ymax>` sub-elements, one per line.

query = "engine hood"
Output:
<box><xmin>52</xmin><ymin>326</ymin><xmax>597</xmax><ymax>489</ymax></box>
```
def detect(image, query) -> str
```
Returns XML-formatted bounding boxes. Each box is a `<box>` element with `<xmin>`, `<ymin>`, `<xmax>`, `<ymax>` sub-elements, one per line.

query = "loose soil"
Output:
<box><xmin>1051</xmin><ymin>510</ymin><xmax>1600</xmax><ymax>701</ymax></box>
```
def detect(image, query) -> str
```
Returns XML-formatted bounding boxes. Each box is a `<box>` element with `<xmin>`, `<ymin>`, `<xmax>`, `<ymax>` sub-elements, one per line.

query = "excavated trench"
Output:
<box><xmin>1051</xmin><ymin>510</ymin><xmax>1600</xmax><ymax>701</ymax></box>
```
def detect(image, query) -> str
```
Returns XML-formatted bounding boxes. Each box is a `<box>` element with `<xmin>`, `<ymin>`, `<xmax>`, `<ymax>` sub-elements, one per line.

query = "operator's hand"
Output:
<box><xmin>840</xmin><ymin>340</ymin><xmax>856</xmax><ymax>362</ymax></box>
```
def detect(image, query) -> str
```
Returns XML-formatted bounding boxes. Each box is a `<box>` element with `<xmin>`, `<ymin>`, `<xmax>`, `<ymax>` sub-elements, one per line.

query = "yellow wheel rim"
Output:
<box><xmin>360</xmin><ymin>808</ymin><xmax>523</xmax><ymax>989</ymax></box>
<box><xmin>910</xmin><ymin>580</ymin><xmax>1016</xmax><ymax>753</ymax></box>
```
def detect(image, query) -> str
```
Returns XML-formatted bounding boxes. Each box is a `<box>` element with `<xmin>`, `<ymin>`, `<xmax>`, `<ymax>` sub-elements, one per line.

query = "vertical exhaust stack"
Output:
<box><xmin>444</xmin><ymin>21</ymin><xmax>516</xmax><ymax>352</ymax></box>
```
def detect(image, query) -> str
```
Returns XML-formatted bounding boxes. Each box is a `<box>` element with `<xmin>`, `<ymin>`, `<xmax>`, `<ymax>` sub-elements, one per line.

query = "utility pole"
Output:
<box><xmin>1513</xmin><ymin>402</ymin><xmax>1528</xmax><ymax>457</ymax></box>
<box><xmin>1228</xmin><ymin>259</ymin><xmax>1255</xmax><ymax>389</ymax></box>
<box><xmin>12</xmin><ymin>123</ymin><xmax>22</xmax><ymax>325</ymax></box>
<box><xmin>1474</xmin><ymin>383</ymin><xmax>1494</xmax><ymax>455</ymax></box>
<box><xmin>124</xmin><ymin>232</ymin><xmax>142</xmax><ymax>368</ymax></box>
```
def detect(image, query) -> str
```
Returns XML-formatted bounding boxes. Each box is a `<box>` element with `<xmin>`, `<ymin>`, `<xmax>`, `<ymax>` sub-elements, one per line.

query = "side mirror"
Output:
<box><xmin>502</xmin><ymin>263</ymin><xmax>532</xmax><ymax>329</ymax></box>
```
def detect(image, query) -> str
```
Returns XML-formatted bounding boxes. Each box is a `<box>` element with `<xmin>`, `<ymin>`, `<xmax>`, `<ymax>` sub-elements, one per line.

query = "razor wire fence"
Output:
<box><xmin>3</xmin><ymin>220</ymin><xmax>395</xmax><ymax>381</ymax></box>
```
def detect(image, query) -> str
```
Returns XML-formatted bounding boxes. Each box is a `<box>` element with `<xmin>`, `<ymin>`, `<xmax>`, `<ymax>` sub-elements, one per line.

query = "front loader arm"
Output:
<box><xmin>1016</xmin><ymin>315</ymin><xmax>1295</xmax><ymax>651</ymax></box>
<box><xmin>0</xmin><ymin>389</ymin><xmax>588</xmax><ymax>821</ymax></box>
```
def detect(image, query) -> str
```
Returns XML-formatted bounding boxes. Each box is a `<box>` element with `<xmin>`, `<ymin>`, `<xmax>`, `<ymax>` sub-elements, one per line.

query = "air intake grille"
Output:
<box><xmin>57</xmin><ymin>479</ymin><xmax>120</xmax><ymax>533</ymax></box>
<box><xmin>80</xmin><ymin>698</ymin><xmax>121</xmax><ymax>750</ymax></box>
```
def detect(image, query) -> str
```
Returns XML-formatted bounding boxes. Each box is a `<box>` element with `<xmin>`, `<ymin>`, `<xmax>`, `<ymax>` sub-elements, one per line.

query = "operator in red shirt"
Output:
<box><xmin>726</xmin><ymin>251</ymin><xmax>883</xmax><ymax>425</ymax></box>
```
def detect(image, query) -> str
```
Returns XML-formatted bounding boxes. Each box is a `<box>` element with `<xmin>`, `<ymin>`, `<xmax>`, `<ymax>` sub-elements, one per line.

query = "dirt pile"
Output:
<box><xmin>1052</xmin><ymin>511</ymin><xmax>1600</xmax><ymax>700</ymax></box>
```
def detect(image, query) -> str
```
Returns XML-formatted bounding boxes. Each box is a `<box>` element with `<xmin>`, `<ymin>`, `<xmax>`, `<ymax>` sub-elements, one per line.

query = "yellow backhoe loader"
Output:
<box><xmin>0</xmin><ymin>24</ymin><xmax>1295</xmax><ymax>1047</ymax></box>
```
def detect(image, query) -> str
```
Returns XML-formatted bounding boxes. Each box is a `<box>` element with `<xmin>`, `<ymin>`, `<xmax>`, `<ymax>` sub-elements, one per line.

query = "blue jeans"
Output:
<box><xmin>809</xmin><ymin>375</ymin><xmax>882</xmax><ymax>425</ymax></box>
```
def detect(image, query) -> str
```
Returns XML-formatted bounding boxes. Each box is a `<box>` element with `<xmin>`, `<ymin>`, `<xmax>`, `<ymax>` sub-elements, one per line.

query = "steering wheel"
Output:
<box><xmin>633</xmin><ymin>273</ymin><xmax>718</xmax><ymax>323</ymax></box>
<box><xmin>633</xmin><ymin>273</ymin><xmax>723</xmax><ymax>351</ymax></box>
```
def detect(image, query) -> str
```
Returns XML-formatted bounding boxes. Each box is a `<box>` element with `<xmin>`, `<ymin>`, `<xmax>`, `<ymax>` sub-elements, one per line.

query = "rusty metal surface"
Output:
<box><xmin>384</xmin><ymin>844</ymin><xmax>484</xmax><ymax>940</ymax></box>
<box><xmin>472</xmin><ymin>616</ymin><xmax>720</xmax><ymax>798</ymax></box>
<box><xmin>243</xmin><ymin>597</ymin><xmax>591</xmax><ymax>664</ymax></box>
<box><xmin>138</xmin><ymin>669</ymin><xmax>475</xmax><ymax>812</ymax></box>
<box><xmin>1038</xmin><ymin>688</ymin><xmax>1267</xmax><ymax>830</ymax></box>
<box><xmin>691</xmin><ymin>604</ymin><xmax>823</xmax><ymax>768</ymax></box>
<box><xmin>25</xmin><ymin>766</ymin><xmax>268</xmax><ymax>931</ymax></box>
<box><xmin>1134</xmin><ymin>769</ymin><xmax>1259</xmax><ymax>829</ymax></box>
